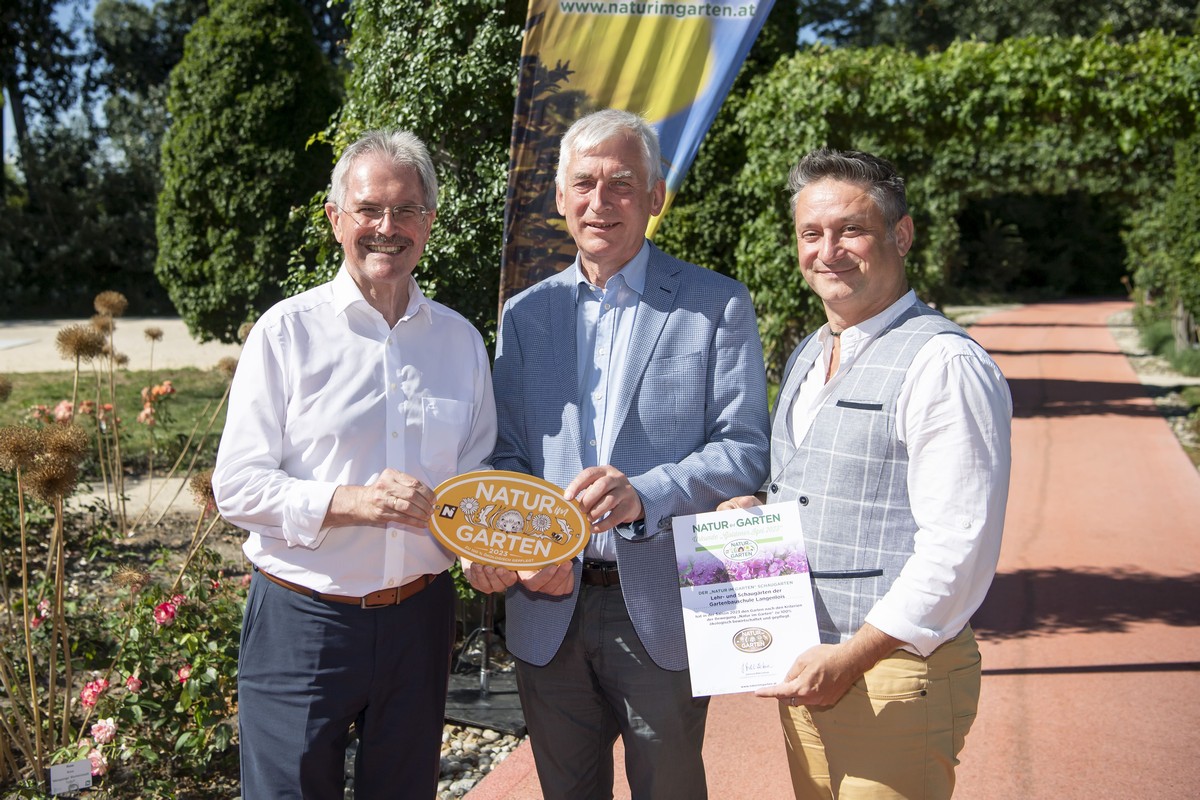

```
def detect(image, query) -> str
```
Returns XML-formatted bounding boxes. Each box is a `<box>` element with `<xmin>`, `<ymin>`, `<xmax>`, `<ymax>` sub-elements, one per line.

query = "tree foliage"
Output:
<box><xmin>1135</xmin><ymin>133</ymin><xmax>1200</xmax><ymax>348</ymax></box>
<box><xmin>658</xmin><ymin>32</ymin><xmax>1200</xmax><ymax>372</ymax></box>
<box><xmin>157</xmin><ymin>0</ymin><xmax>339</xmax><ymax>342</ymax></box>
<box><xmin>0</xmin><ymin>123</ymin><xmax>169</xmax><ymax>315</ymax></box>
<box><xmin>1</xmin><ymin>0</ymin><xmax>83</xmax><ymax>193</ymax></box>
<box><xmin>0</xmin><ymin>0</ymin><xmax>207</xmax><ymax>318</ymax></box>
<box><xmin>798</xmin><ymin>0</ymin><xmax>1197</xmax><ymax>51</ymax></box>
<box><xmin>285</xmin><ymin>0</ymin><xmax>527</xmax><ymax>343</ymax></box>
<box><xmin>1163</xmin><ymin>134</ymin><xmax>1200</xmax><ymax>339</ymax></box>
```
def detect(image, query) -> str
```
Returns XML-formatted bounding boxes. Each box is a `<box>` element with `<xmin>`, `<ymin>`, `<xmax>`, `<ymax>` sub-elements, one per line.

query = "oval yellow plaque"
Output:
<box><xmin>429</xmin><ymin>470</ymin><xmax>591</xmax><ymax>569</ymax></box>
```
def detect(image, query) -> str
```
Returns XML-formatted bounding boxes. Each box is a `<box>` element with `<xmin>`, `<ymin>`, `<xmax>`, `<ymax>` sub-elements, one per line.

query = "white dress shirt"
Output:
<box><xmin>788</xmin><ymin>291</ymin><xmax>1012</xmax><ymax>656</ymax></box>
<box><xmin>574</xmin><ymin>242</ymin><xmax>648</xmax><ymax>560</ymax></box>
<box><xmin>212</xmin><ymin>266</ymin><xmax>497</xmax><ymax>596</ymax></box>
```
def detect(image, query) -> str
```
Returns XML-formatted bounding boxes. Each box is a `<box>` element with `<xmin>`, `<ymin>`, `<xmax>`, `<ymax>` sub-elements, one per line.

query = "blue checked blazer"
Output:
<box><xmin>492</xmin><ymin>243</ymin><xmax>770</xmax><ymax>671</ymax></box>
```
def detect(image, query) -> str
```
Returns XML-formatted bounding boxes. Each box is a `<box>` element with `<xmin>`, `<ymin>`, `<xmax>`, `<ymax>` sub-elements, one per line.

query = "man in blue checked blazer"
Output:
<box><xmin>465</xmin><ymin>110</ymin><xmax>770</xmax><ymax>800</ymax></box>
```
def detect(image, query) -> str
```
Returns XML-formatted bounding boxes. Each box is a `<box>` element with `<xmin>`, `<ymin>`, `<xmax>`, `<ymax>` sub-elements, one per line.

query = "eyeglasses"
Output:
<box><xmin>338</xmin><ymin>204</ymin><xmax>430</xmax><ymax>226</ymax></box>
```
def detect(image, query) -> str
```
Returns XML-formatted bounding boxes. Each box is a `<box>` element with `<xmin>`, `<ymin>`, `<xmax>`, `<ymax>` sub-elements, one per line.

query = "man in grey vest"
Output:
<box><xmin>721</xmin><ymin>149</ymin><xmax>1012</xmax><ymax>799</ymax></box>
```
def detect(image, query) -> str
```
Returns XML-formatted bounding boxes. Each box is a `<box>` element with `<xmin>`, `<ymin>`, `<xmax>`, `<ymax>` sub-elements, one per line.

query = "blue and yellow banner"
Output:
<box><xmin>500</xmin><ymin>0</ymin><xmax>777</xmax><ymax>301</ymax></box>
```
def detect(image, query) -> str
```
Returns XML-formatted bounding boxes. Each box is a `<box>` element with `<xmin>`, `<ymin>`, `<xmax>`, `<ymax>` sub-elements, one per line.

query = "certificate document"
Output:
<box><xmin>672</xmin><ymin>502</ymin><xmax>820</xmax><ymax>697</ymax></box>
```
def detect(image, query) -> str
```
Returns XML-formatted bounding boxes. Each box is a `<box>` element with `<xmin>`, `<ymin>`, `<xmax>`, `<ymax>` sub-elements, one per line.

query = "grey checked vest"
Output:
<box><xmin>765</xmin><ymin>303</ymin><xmax>969</xmax><ymax>643</ymax></box>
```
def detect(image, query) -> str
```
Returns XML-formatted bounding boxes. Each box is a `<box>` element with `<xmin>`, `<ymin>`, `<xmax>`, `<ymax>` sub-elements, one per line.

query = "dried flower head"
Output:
<box><xmin>144</xmin><ymin>327</ymin><xmax>164</xmax><ymax>342</ymax></box>
<box><xmin>42</xmin><ymin>423</ymin><xmax>90</xmax><ymax>463</ymax></box>
<box><xmin>114</xmin><ymin>352</ymin><xmax>130</xmax><ymax>368</ymax></box>
<box><xmin>0</xmin><ymin>376</ymin><xmax>11</xmax><ymax>403</ymax></box>
<box><xmin>94</xmin><ymin>291</ymin><xmax>128</xmax><ymax>318</ymax></box>
<box><xmin>216</xmin><ymin>356</ymin><xmax>238</xmax><ymax>380</ymax></box>
<box><xmin>189</xmin><ymin>468</ymin><xmax>216</xmax><ymax>511</ymax></box>
<box><xmin>113</xmin><ymin>565</ymin><xmax>153</xmax><ymax>594</ymax></box>
<box><xmin>0</xmin><ymin>425</ymin><xmax>42</xmax><ymax>472</ymax></box>
<box><xmin>26</xmin><ymin>453</ymin><xmax>80</xmax><ymax>502</ymax></box>
<box><xmin>237</xmin><ymin>321</ymin><xmax>255</xmax><ymax>343</ymax></box>
<box><xmin>91</xmin><ymin>315</ymin><xmax>114</xmax><ymax>335</ymax></box>
<box><xmin>56</xmin><ymin>324</ymin><xmax>107</xmax><ymax>362</ymax></box>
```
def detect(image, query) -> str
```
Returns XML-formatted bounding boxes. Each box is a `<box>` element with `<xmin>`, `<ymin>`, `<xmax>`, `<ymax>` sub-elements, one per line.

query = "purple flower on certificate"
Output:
<box><xmin>678</xmin><ymin>548</ymin><xmax>809</xmax><ymax>587</ymax></box>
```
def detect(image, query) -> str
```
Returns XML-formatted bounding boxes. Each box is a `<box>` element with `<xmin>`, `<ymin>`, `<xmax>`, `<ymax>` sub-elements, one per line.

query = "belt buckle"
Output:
<box><xmin>359</xmin><ymin>587</ymin><xmax>398</xmax><ymax>609</ymax></box>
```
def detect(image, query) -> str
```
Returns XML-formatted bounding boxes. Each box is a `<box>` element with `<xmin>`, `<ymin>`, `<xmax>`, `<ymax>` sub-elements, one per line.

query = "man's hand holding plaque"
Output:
<box><xmin>429</xmin><ymin>470</ymin><xmax>591</xmax><ymax>596</ymax></box>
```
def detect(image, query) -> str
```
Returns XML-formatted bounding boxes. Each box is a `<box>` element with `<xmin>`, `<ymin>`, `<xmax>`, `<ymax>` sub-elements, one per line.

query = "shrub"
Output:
<box><xmin>157</xmin><ymin>0</ymin><xmax>340</xmax><ymax>343</ymax></box>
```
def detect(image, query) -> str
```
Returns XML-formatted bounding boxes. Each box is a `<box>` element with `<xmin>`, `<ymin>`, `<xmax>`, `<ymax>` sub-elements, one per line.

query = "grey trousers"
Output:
<box><xmin>515</xmin><ymin>583</ymin><xmax>710</xmax><ymax>800</ymax></box>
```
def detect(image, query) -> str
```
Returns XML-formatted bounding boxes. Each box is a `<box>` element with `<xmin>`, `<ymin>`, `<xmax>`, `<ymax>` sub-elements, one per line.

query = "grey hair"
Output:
<box><xmin>329</xmin><ymin>129</ymin><xmax>438</xmax><ymax>211</ymax></box>
<box><xmin>787</xmin><ymin>149</ymin><xmax>907</xmax><ymax>234</ymax></box>
<box><xmin>555</xmin><ymin>109</ymin><xmax>663</xmax><ymax>190</ymax></box>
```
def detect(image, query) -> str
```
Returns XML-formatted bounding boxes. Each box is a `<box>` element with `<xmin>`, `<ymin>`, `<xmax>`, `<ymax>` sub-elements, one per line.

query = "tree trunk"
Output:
<box><xmin>1174</xmin><ymin>297</ymin><xmax>1198</xmax><ymax>352</ymax></box>
<box><xmin>3</xmin><ymin>75</ymin><xmax>39</xmax><ymax>207</ymax></box>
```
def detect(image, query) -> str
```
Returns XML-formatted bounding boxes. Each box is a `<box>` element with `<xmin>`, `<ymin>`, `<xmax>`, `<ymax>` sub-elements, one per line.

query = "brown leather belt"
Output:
<box><xmin>258</xmin><ymin>568</ymin><xmax>435</xmax><ymax>609</ymax></box>
<box><xmin>581</xmin><ymin>561</ymin><xmax>620</xmax><ymax>588</ymax></box>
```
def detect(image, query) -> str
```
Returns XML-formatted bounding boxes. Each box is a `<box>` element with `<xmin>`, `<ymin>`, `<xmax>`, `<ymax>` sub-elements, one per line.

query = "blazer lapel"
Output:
<box><xmin>608</xmin><ymin>251</ymin><xmax>680</xmax><ymax>440</ymax></box>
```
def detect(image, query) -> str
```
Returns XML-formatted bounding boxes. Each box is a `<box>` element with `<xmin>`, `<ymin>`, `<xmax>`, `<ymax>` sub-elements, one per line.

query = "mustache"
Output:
<box><xmin>361</xmin><ymin>235</ymin><xmax>414</xmax><ymax>247</ymax></box>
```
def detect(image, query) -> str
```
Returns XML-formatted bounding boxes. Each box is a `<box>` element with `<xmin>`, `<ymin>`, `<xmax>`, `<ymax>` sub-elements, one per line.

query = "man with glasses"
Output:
<box><xmin>213</xmin><ymin>129</ymin><xmax>497</xmax><ymax>799</ymax></box>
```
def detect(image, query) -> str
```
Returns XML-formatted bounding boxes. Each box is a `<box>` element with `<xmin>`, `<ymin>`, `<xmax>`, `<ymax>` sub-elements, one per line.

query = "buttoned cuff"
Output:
<box><xmin>615</xmin><ymin>519</ymin><xmax>647</xmax><ymax>541</ymax></box>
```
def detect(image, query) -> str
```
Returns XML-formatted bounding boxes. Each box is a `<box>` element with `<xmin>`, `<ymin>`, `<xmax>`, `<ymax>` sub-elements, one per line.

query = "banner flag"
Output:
<box><xmin>499</xmin><ymin>0</ymin><xmax>777</xmax><ymax>304</ymax></box>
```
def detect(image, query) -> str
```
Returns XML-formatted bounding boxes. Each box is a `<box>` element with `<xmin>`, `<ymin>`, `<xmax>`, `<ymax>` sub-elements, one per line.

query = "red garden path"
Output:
<box><xmin>467</xmin><ymin>299</ymin><xmax>1200</xmax><ymax>800</ymax></box>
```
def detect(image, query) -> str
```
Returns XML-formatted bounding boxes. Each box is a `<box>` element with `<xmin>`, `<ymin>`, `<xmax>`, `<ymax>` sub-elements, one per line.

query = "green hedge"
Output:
<box><xmin>284</xmin><ymin>0</ymin><xmax>526</xmax><ymax>344</ymax></box>
<box><xmin>661</xmin><ymin>32</ymin><xmax>1200</xmax><ymax>372</ymax></box>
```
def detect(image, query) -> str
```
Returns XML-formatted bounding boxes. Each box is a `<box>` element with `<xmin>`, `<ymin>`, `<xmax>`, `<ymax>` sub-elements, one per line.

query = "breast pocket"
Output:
<box><xmin>645</xmin><ymin>352</ymin><xmax>704</xmax><ymax>412</ymax></box>
<box><xmin>639</xmin><ymin>351</ymin><xmax>704</xmax><ymax>447</ymax></box>
<box><xmin>419</xmin><ymin>398</ymin><xmax>472</xmax><ymax>478</ymax></box>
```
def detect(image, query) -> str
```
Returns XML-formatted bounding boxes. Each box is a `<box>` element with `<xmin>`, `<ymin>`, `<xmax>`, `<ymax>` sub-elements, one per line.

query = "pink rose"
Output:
<box><xmin>37</xmin><ymin>598</ymin><xmax>50</xmax><ymax>617</ymax></box>
<box><xmin>53</xmin><ymin>399</ymin><xmax>73</xmax><ymax>422</ymax></box>
<box><xmin>170</xmin><ymin>593</ymin><xmax>187</xmax><ymax>607</ymax></box>
<box><xmin>177</xmin><ymin>664</ymin><xmax>192</xmax><ymax>684</ymax></box>
<box><xmin>153</xmin><ymin>601</ymin><xmax>176</xmax><ymax>627</ymax></box>
<box><xmin>87</xmin><ymin>747</ymin><xmax>108</xmax><ymax>777</ymax></box>
<box><xmin>29</xmin><ymin>614</ymin><xmax>44</xmax><ymax>630</ymax></box>
<box><xmin>91</xmin><ymin>718</ymin><xmax>117</xmax><ymax>745</ymax></box>
<box><xmin>125</xmin><ymin>675</ymin><xmax>143</xmax><ymax>693</ymax></box>
<box><xmin>79</xmin><ymin>678</ymin><xmax>109</xmax><ymax>708</ymax></box>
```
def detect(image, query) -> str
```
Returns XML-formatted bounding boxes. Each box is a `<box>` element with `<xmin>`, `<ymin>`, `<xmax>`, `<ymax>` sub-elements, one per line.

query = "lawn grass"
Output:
<box><xmin>0</xmin><ymin>366</ymin><xmax>232</xmax><ymax>476</ymax></box>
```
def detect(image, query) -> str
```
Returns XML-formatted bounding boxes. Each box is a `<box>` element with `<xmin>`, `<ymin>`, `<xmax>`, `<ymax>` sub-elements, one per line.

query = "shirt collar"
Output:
<box><xmin>822</xmin><ymin>289</ymin><xmax>918</xmax><ymax>343</ymax></box>
<box><xmin>573</xmin><ymin>240</ymin><xmax>650</xmax><ymax>302</ymax></box>
<box><xmin>333</xmin><ymin>265</ymin><xmax>431</xmax><ymax>325</ymax></box>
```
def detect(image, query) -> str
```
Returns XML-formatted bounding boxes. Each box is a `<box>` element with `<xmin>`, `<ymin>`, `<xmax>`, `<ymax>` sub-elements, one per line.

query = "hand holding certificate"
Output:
<box><xmin>672</xmin><ymin>501</ymin><xmax>820</xmax><ymax>697</ymax></box>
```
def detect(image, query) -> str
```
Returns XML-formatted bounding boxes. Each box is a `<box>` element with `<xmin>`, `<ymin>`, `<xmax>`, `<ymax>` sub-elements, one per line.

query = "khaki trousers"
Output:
<box><xmin>779</xmin><ymin>626</ymin><xmax>981</xmax><ymax>800</ymax></box>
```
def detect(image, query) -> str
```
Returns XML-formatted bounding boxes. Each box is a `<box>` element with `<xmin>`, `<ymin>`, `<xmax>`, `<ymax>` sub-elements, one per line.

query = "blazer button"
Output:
<box><xmin>798</xmin><ymin>496</ymin><xmax>809</xmax><ymax>506</ymax></box>
<box><xmin>769</xmin><ymin>483</ymin><xmax>779</xmax><ymax>494</ymax></box>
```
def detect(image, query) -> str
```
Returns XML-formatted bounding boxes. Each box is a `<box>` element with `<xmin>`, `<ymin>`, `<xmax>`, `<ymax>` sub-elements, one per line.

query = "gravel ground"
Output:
<box><xmin>340</xmin><ymin>719</ymin><xmax>523</xmax><ymax>800</ymax></box>
<box><xmin>436</xmin><ymin>723</ymin><xmax>524</xmax><ymax>798</ymax></box>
